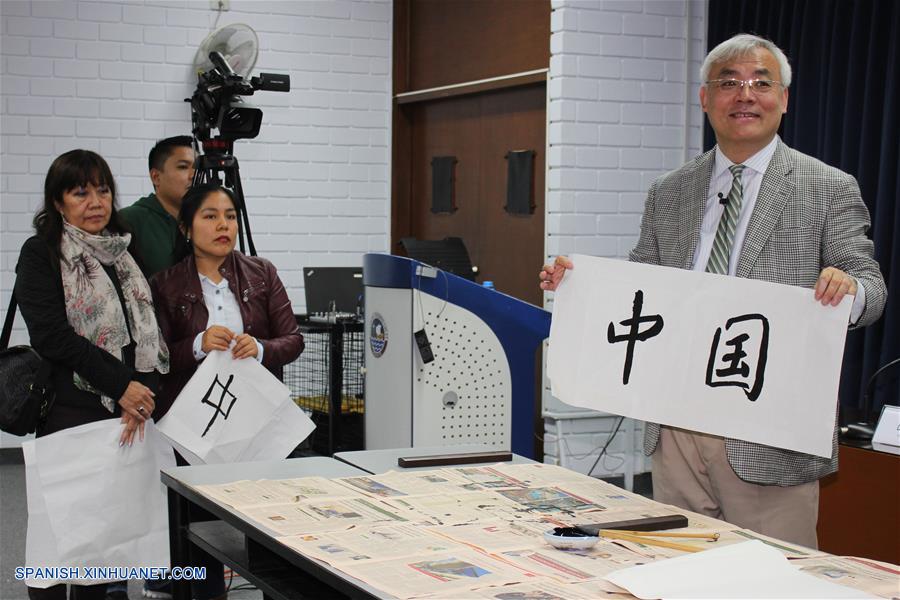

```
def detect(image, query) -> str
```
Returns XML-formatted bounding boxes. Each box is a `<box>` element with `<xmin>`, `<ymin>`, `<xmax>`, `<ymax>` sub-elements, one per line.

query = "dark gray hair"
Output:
<box><xmin>701</xmin><ymin>34</ymin><xmax>792</xmax><ymax>88</ymax></box>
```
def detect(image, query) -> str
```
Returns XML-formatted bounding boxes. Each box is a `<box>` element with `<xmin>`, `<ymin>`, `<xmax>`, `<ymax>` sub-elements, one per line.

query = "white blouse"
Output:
<box><xmin>191</xmin><ymin>274</ymin><xmax>264</xmax><ymax>363</ymax></box>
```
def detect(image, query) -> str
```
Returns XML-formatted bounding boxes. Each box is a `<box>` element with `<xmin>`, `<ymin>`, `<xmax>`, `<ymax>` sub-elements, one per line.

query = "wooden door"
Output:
<box><xmin>393</xmin><ymin>0</ymin><xmax>550</xmax><ymax>307</ymax></box>
<box><xmin>407</xmin><ymin>85</ymin><xmax>546</xmax><ymax>305</ymax></box>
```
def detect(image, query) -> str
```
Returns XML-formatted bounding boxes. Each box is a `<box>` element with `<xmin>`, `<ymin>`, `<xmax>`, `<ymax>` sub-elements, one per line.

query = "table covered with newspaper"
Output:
<box><xmin>194</xmin><ymin>463</ymin><xmax>899</xmax><ymax>599</ymax></box>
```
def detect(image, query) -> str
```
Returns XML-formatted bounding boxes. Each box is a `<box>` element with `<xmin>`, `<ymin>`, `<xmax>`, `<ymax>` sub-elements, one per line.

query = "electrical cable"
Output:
<box><xmin>600</xmin><ymin>450</ymin><xmax>626</xmax><ymax>473</ymax></box>
<box><xmin>211</xmin><ymin>2</ymin><xmax>223</xmax><ymax>30</ymax></box>
<box><xmin>435</xmin><ymin>269</ymin><xmax>449</xmax><ymax>319</ymax></box>
<box><xmin>551</xmin><ymin>431</ymin><xmax>627</xmax><ymax>471</ymax></box>
<box><xmin>415</xmin><ymin>267</ymin><xmax>450</xmax><ymax>334</ymax></box>
<box><xmin>556</xmin><ymin>434</ymin><xmax>611</xmax><ymax>461</ymax></box>
<box><xmin>864</xmin><ymin>356</ymin><xmax>900</xmax><ymax>409</ymax></box>
<box><xmin>586</xmin><ymin>416</ymin><xmax>625</xmax><ymax>477</ymax></box>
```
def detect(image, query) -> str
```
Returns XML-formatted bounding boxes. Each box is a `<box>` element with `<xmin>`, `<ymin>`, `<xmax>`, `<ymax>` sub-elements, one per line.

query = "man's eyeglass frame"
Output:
<box><xmin>705</xmin><ymin>78</ymin><xmax>786</xmax><ymax>94</ymax></box>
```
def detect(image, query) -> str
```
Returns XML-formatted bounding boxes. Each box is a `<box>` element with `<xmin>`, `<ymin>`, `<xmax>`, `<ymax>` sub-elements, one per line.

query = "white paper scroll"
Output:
<box><xmin>605</xmin><ymin>540</ymin><xmax>872</xmax><ymax>599</ymax></box>
<box><xmin>158</xmin><ymin>350</ymin><xmax>315</xmax><ymax>465</ymax></box>
<box><xmin>547</xmin><ymin>255</ymin><xmax>852</xmax><ymax>458</ymax></box>
<box><xmin>24</xmin><ymin>419</ymin><xmax>175</xmax><ymax>587</ymax></box>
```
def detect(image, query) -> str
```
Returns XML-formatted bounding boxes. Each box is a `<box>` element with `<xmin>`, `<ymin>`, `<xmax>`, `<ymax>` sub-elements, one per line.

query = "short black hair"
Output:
<box><xmin>148</xmin><ymin>135</ymin><xmax>193</xmax><ymax>172</ymax></box>
<box><xmin>35</xmin><ymin>149</ymin><xmax>126</xmax><ymax>253</ymax></box>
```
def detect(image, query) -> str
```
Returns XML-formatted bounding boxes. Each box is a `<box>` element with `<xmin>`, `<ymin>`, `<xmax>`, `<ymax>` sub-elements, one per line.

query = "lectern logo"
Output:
<box><xmin>370</xmin><ymin>313</ymin><xmax>388</xmax><ymax>357</ymax></box>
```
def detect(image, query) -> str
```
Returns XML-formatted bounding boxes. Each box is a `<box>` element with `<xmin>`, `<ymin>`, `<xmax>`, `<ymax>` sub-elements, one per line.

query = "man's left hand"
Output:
<box><xmin>814</xmin><ymin>267</ymin><xmax>857</xmax><ymax>306</ymax></box>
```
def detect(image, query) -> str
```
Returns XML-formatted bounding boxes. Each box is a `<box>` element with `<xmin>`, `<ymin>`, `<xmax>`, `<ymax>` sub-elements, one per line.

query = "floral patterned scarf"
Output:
<box><xmin>59</xmin><ymin>222</ymin><xmax>169</xmax><ymax>412</ymax></box>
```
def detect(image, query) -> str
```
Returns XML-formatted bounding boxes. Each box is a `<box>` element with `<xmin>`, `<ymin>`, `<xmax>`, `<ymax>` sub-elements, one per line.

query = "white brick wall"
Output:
<box><xmin>0</xmin><ymin>0</ymin><xmax>391</xmax><ymax>447</ymax></box>
<box><xmin>543</xmin><ymin>0</ymin><xmax>707</xmax><ymax>478</ymax></box>
<box><xmin>0</xmin><ymin>0</ymin><xmax>391</xmax><ymax>326</ymax></box>
<box><xmin>546</xmin><ymin>0</ymin><xmax>705</xmax><ymax>262</ymax></box>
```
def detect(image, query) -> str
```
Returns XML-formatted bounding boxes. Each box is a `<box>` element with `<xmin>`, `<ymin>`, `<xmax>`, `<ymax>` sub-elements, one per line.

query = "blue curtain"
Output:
<box><xmin>706</xmin><ymin>0</ymin><xmax>899</xmax><ymax>419</ymax></box>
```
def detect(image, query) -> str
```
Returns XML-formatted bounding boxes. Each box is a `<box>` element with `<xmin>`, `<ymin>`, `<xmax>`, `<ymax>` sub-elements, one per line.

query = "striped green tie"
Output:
<box><xmin>707</xmin><ymin>164</ymin><xmax>746</xmax><ymax>275</ymax></box>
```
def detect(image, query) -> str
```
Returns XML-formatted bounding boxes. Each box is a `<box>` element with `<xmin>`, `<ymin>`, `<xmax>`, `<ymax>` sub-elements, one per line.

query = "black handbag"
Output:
<box><xmin>0</xmin><ymin>291</ymin><xmax>54</xmax><ymax>436</ymax></box>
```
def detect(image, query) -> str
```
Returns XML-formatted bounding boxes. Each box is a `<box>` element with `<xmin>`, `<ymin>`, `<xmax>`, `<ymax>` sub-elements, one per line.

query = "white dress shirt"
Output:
<box><xmin>691</xmin><ymin>137</ymin><xmax>865</xmax><ymax>324</ymax></box>
<box><xmin>192</xmin><ymin>274</ymin><xmax>264</xmax><ymax>363</ymax></box>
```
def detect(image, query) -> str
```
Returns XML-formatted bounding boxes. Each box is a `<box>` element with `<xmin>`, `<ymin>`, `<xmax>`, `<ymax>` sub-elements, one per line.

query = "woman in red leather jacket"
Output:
<box><xmin>150</xmin><ymin>182</ymin><xmax>303</xmax><ymax>418</ymax></box>
<box><xmin>149</xmin><ymin>183</ymin><xmax>303</xmax><ymax>600</ymax></box>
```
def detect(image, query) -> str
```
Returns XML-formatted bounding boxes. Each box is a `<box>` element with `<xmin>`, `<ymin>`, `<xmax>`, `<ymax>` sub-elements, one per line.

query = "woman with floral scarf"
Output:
<box><xmin>15</xmin><ymin>150</ymin><xmax>169</xmax><ymax>600</ymax></box>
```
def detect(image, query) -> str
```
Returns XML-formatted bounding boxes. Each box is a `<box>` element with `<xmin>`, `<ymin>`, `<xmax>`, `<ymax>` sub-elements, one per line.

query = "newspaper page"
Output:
<box><xmin>438</xmin><ymin>466</ymin><xmax>530</xmax><ymax>490</ymax></box>
<box><xmin>725</xmin><ymin>528</ymin><xmax>825</xmax><ymax>559</ymax></box>
<box><xmin>491</xmin><ymin>463</ymin><xmax>643</xmax><ymax>497</ymax></box>
<box><xmin>196</xmin><ymin>476</ymin><xmax>370</xmax><ymax>509</ymax></box>
<box><xmin>335</xmin><ymin>469</ymin><xmax>487</xmax><ymax>497</ymax></box>
<box><xmin>791</xmin><ymin>555</ymin><xmax>900</xmax><ymax>598</ymax></box>
<box><xmin>492</xmin><ymin>547</ymin><xmax>612</xmax><ymax>582</ymax></box>
<box><xmin>333</xmin><ymin>466</ymin><xmax>535</xmax><ymax>500</ymax></box>
<box><xmin>382</xmin><ymin>491</ymin><xmax>524</xmax><ymax>527</ymax></box>
<box><xmin>255</xmin><ymin>476</ymin><xmax>362</xmax><ymax>501</ymax></box>
<box><xmin>461</xmin><ymin>580</ymin><xmax>634</xmax><ymax>600</ymax></box>
<box><xmin>241</xmin><ymin>496</ymin><xmax>409</xmax><ymax>536</ymax></box>
<box><xmin>496</xmin><ymin>542</ymin><xmax>643</xmax><ymax>582</ymax></box>
<box><xmin>335</xmin><ymin>547</ymin><xmax>536</xmax><ymax>599</ymax></box>
<box><xmin>492</xmin><ymin>486</ymin><xmax>605</xmax><ymax>517</ymax></box>
<box><xmin>428</xmin><ymin>520</ymin><xmax>559</xmax><ymax>553</ymax></box>
<box><xmin>551</xmin><ymin>481</ymin><xmax>656</xmax><ymax>511</ymax></box>
<box><xmin>278</xmin><ymin>523</ymin><xmax>463</xmax><ymax>566</ymax></box>
<box><xmin>194</xmin><ymin>480</ymin><xmax>297</xmax><ymax>509</ymax></box>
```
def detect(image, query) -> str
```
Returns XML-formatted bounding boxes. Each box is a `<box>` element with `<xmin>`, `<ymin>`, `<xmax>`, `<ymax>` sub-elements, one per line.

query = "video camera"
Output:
<box><xmin>187</xmin><ymin>51</ymin><xmax>289</xmax><ymax>143</ymax></box>
<box><xmin>186</xmin><ymin>51</ymin><xmax>290</xmax><ymax>257</ymax></box>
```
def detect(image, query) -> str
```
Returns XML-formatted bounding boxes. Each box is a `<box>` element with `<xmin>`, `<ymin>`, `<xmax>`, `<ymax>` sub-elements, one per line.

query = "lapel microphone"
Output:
<box><xmin>718</xmin><ymin>192</ymin><xmax>728</xmax><ymax>206</ymax></box>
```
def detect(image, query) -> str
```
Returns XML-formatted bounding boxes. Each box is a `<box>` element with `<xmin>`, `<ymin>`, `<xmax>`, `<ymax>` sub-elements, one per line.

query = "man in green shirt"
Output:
<box><xmin>120</xmin><ymin>136</ymin><xmax>195</xmax><ymax>276</ymax></box>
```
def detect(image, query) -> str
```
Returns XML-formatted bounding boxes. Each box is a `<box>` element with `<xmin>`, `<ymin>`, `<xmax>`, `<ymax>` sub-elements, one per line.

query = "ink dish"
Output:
<box><xmin>543</xmin><ymin>527</ymin><xmax>599</xmax><ymax>550</ymax></box>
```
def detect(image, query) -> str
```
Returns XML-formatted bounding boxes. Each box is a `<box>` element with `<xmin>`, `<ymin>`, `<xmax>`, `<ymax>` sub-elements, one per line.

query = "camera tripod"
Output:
<box><xmin>192</xmin><ymin>138</ymin><xmax>257</xmax><ymax>257</ymax></box>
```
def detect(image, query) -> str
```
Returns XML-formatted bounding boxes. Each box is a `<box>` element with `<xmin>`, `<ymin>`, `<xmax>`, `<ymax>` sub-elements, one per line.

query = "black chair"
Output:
<box><xmin>400</xmin><ymin>236</ymin><xmax>478</xmax><ymax>281</ymax></box>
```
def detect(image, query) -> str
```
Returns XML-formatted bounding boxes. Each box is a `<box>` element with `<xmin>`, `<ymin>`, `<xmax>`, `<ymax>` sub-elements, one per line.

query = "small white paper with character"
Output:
<box><xmin>158</xmin><ymin>350</ymin><xmax>315</xmax><ymax>465</ymax></box>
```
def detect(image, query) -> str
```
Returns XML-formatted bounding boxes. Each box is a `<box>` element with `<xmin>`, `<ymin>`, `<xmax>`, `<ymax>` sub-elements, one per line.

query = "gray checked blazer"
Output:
<box><xmin>630</xmin><ymin>138</ymin><xmax>887</xmax><ymax>486</ymax></box>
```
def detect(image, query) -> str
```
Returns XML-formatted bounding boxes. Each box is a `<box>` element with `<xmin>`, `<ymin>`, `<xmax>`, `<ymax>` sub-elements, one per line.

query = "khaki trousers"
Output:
<box><xmin>652</xmin><ymin>426</ymin><xmax>820</xmax><ymax>549</ymax></box>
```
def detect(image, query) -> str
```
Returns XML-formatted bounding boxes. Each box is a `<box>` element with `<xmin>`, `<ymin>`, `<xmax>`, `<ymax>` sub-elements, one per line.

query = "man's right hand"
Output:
<box><xmin>539</xmin><ymin>256</ymin><xmax>573</xmax><ymax>292</ymax></box>
<box><xmin>202</xmin><ymin>325</ymin><xmax>235</xmax><ymax>353</ymax></box>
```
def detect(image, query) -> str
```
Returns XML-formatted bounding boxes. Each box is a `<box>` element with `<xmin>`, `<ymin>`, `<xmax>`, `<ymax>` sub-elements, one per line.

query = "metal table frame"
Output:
<box><xmin>161</xmin><ymin>457</ymin><xmax>387</xmax><ymax>600</ymax></box>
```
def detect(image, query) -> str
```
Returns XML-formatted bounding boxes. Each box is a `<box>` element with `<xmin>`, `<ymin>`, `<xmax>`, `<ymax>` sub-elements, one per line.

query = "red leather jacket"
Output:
<box><xmin>150</xmin><ymin>251</ymin><xmax>303</xmax><ymax>416</ymax></box>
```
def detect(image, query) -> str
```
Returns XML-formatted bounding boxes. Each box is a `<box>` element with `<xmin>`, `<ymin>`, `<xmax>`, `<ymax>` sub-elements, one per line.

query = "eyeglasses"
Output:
<box><xmin>705</xmin><ymin>79</ymin><xmax>785</xmax><ymax>95</ymax></box>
